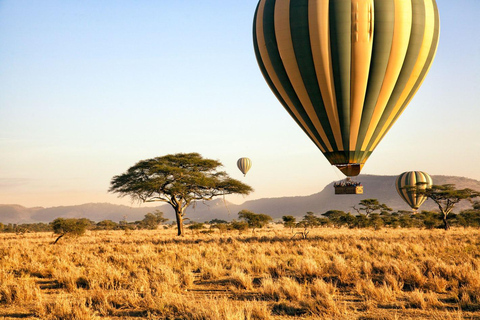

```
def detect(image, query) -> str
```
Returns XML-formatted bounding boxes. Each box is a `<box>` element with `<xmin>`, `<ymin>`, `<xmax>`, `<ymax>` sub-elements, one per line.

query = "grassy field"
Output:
<box><xmin>1</xmin><ymin>226</ymin><xmax>479</xmax><ymax>319</ymax></box>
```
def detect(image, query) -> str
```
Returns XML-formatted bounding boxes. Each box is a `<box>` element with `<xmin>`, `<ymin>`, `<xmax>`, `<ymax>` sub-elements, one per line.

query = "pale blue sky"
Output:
<box><xmin>0</xmin><ymin>0</ymin><xmax>479</xmax><ymax>207</ymax></box>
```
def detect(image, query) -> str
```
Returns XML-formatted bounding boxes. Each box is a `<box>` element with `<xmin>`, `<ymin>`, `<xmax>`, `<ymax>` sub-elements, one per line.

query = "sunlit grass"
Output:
<box><xmin>1</xmin><ymin>227</ymin><xmax>479</xmax><ymax>319</ymax></box>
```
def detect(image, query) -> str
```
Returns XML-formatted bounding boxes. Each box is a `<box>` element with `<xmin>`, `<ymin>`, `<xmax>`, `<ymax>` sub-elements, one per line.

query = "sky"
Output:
<box><xmin>0</xmin><ymin>0</ymin><xmax>479</xmax><ymax>208</ymax></box>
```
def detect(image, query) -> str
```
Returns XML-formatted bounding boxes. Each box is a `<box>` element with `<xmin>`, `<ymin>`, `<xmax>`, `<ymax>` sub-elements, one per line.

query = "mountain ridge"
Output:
<box><xmin>1</xmin><ymin>174</ymin><xmax>479</xmax><ymax>224</ymax></box>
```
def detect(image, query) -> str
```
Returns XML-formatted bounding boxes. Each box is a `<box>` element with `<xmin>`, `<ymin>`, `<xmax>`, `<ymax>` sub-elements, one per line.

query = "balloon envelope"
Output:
<box><xmin>237</xmin><ymin>157</ymin><xmax>252</xmax><ymax>176</ymax></box>
<box><xmin>253</xmin><ymin>0</ymin><xmax>440</xmax><ymax>176</ymax></box>
<box><xmin>396</xmin><ymin>171</ymin><xmax>432</xmax><ymax>210</ymax></box>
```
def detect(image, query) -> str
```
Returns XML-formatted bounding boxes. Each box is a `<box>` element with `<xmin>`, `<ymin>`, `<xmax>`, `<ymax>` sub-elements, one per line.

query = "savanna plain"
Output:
<box><xmin>1</xmin><ymin>226</ymin><xmax>480</xmax><ymax>320</ymax></box>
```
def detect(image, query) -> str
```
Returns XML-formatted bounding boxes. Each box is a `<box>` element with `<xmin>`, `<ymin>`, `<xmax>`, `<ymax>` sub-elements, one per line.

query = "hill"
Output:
<box><xmin>1</xmin><ymin>175</ymin><xmax>479</xmax><ymax>224</ymax></box>
<box><xmin>240</xmin><ymin>175</ymin><xmax>480</xmax><ymax>220</ymax></box>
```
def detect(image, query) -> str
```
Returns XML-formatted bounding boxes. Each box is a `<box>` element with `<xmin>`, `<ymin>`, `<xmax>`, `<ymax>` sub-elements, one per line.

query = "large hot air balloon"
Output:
<box><xmin>237</xmin><ymin>157</ymin><xmax>252</xmax><ymax>176</ymax></box>
<box><xmin>253</xmin><ymin>0</ymin><xmax>440</xmax><ymax>177</ymax></box>
<box><xmin>396</xmin><ymin>171</ymin><xmax>432</xmax><ymax>212</ymax></box>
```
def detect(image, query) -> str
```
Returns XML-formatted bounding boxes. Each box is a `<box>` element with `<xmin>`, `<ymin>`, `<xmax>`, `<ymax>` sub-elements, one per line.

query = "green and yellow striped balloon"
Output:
<box><xmin>396</xmin><ymin>171</ymin><xmax>432</xmax><ymax>211</ymax></box>
<box><xmin>237</xmin><ymin>157</ymin><xmax>252</xmax><ymax>176</ymax></box>
<box><xmin>253</xmin><ymin>0</ymin><xmax>440</xmax><ymax>176</ymax></box>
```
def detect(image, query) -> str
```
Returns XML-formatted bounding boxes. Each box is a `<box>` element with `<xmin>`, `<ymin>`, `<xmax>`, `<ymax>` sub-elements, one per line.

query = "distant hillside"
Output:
<box><xmin>0</xmin><ymin>203</ymin><xmax>159</xmax><ymax>224</ymax></box>
<box><xmin>239</xmin><ymin>175</ymin><xmax>480</xmax><ymax>220</ymax></box>
<box><xmin>1</xmin><ymin>175</ymin><xmax>479</xmax><ymax>224</ymax></box>
<box><xmin>29</xmin><ymin>203</ymin><xmax>159</xmax><ymax>223</ymax></box>
<box><xmin>0</xmin><ymin>204</ymin><xmax>43</xmax><ymax>224</ymax></box>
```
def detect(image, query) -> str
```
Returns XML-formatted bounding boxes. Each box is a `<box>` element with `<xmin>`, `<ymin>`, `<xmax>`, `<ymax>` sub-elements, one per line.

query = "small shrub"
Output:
<box><xmin>407</xmin><ymin>289</ymin><xmax>427</xmax><ymax>309</ymax></box>
<box><xmin>229</xmin><ymin>269</ymin><xmax>253</xmax><ymax>290</ymax></box>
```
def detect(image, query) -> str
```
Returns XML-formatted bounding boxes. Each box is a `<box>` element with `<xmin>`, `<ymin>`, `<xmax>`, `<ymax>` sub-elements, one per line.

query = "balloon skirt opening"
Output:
<box><xmin>335</xmin><ymin>164</ymin><xmax>363</xmax><ymax>177</ymax></box>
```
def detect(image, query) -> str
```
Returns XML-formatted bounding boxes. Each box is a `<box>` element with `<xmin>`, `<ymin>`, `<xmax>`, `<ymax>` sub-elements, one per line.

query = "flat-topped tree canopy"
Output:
<box><xmin>416</xmin><ymin>184</ymin><xmax>480</xmax><ymax>230</ymax></box>
<box><xmin>109</xmin><ymin>152</ymin><xmax>253</xmax><ymax>236</ymax></box>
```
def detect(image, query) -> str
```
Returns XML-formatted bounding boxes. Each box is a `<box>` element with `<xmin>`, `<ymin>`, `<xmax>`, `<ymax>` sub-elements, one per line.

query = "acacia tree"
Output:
<box><xmin>416</xmin><ymin>184</ymin><xmax>480</xmax><ymax>230</ymax></box>
<box><xmin>353</xmin><ymin>199</ymin><xmax>392</xmax><ymax>217</ymax></box>
<box><xmin>238</xmin><ymin>209</ymin><xmax>272</xmax><ymax>232</ymax></box>
<box><xmin>302</xmin><ymin>212</ymin><xmax>321</xmax><ymax>228</ymax></box>
<box><xmin>457</xmin><ymin>201</ymin><xmax>480</xmax><ymax>228</ymax></box>
<box><xmin>282</xmin><ymin>215</ymin><xmax>296</xmax><ymax>232</ymax></box>
<box><xmin>109</xmin><ymin>153</ymin><xmax>253</xmax><ymax>236</ymax></box>
<box><xmin>140</xmin><ymin>210</ymin><xmax>168</xmax><ymax>230</ymax></box>
<box><xmin>323</xmin><ymin>210</ymin><xmax>355</xmax><ymax>227</ymax></box>
<box><xmin>51</xmin><ymin>218</ymin><xmax>91</xmax><ymax>244</ymax></box>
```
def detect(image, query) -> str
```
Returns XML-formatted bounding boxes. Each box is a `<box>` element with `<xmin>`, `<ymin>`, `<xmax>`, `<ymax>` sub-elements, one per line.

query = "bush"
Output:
<box><xmin>51</xmin><ymin>218</ymin><xmax>91</xmax><ymax>244</ymax></box>
<box><xmin>188</xmin><ymin>222</ymin><xmax>205</xmax><ymax>230</ymax></box>
<box><xmin>95</xmin><ymin>220</ymin><xmax>118</xmax><ymax>230</ymax></box>
<box><xmin>238</xmin><ymin>210</ymin><xmax>272</xmax><ymax>231</ymax></box>
<box><xmin>212</xmin><ymin>223</ymin><xmax>229</xmax><ymax>233</ymax></box>
<box><xmin>230</xmin><ymin>220</ymin><xmax>248</xmax><ymax>233</ymax></box>
<box><xmin>138</xmin><ymin>210</ymin><xmax>168</xmax><ymax>230</ymax></box>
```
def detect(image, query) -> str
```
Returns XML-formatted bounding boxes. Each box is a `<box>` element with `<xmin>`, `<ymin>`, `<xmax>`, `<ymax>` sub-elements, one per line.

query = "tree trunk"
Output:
<box><xmin>53</xmin><ymin>233</ymin><xmax>65</xmax><ymax>244</ymax></box>
<box><xmin>443</xmin><ymin>213</ymin><xmax>450</xmax><ymax>231</ymax></box>
<box><xmin>175</xmin><ymin>209</ymin><xmax>184</xmax><ymax>236</ymax></box>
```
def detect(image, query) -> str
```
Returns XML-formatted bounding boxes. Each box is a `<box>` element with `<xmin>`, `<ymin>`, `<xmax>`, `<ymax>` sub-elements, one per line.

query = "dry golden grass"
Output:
<box><xmin>1</xmin><ymin>227</ymin><xmax>480</xmax><ymax>319</ymax></box>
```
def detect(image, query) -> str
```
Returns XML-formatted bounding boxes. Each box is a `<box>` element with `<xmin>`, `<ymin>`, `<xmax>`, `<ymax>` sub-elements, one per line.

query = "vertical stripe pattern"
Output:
<box><xmin>237</xmin><ymin>157</ymin><xmax>253</xmax><ymax>176</ymax></box>
<box><xmin>253</xmin><ymin>0</ymin><xmax>440</xmax><ymax>176</ymax></box>
<box><xmin>395</xmin><ymin>171</ymin><xmax>432</xmax><ymax>210</ymax></box>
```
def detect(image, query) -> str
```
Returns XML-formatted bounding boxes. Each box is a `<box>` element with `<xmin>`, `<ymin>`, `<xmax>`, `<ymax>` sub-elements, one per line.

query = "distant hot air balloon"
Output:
<box><xmin>237</xmin><ymin>157</ymin><xmax>252</xmax><ymax>176</ymax></box>
<box><xmin>253</xmin><ymin>0</ymin><xmax>440</xmax><ymax>177</ymax></box>
<box><xmin>396</xmin><ymin>171</ymin><xmax>432</xmax><ymax>212</ymax></box>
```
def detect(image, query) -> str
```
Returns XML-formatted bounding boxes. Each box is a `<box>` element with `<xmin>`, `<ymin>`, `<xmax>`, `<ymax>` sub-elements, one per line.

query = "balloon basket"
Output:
<box><xmin>334</xmin><ymin>178</ymin><xmax>363</xmax><ymax>195</ymax></box>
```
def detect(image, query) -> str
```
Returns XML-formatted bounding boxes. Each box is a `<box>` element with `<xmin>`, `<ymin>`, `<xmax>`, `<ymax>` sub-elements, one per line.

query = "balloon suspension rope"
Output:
<box><xmin>332</xmin><ymin>165</ymin><xmax>343</xmax><ymax>182</ymax></box>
